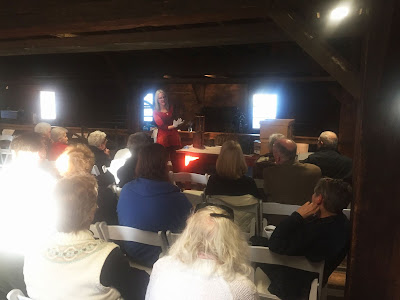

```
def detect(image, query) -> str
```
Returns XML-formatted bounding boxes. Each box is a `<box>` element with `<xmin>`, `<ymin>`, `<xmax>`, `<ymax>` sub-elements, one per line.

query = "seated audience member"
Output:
<box><xmin>117</xmin><ymin>132</ymin><xmax>152</xmax><ymax>187</ymax></box>
<box><xmin>24</xmin><ymin>174</ymin><xmax>149</xmax><ymax>300</ymax></box>
<box><xmin>48</xmin><ymin>126</ymin><xmax>68</xmax><ymax>161</ymax></box>
<box><xmin>0</xmin><ymin>133</ymin><xmax>56</xmax><ymax>298</ymax></box>
<box><xmin>302</xmin><ymin>131</ymin><xmax>352</xmax><ymax>180</ymax></box>
<box><xmin>88</xmin><ymin>130</ymin><xmax>114</xmax><ymax>186</ymax></box>
<box><xmin>146</xmin><ymin>204</ymin><xmax>258</xmax><ymax>300</ymax></box>
<box><xmin>56</xmin><ymin>144</ymin><xmax>118</xmax><ymax>225</ymax></box>
<box><xmin>117</xmin><ymin>143</ymin><xmax>192</xmax><ymax>267</ymax></box>
<box><xmin>253</xmin><ymin>133</ymin><xmax>285</xmax><ymax>179</ymax></box>
<box><xmin>205</xmin><ymin>140</ymin><xmax>259</xmax><ymax>231</ymax></box>
<box><xmin>253</xmin><ymin>178</ymin><xmax>352</xmax><ymax>300</ymax></box>
<box><xmin>263</xmin><ymin>139</ymin><xmax>321</xmax><ymax>205</ymax></box>
<box><xmin>34</xmin><ymin>122</ymin><xmax>52</xmax><ymax>149</ymax></box>
<box><xmin>205</xmin><ymin>140</ymin><xmax>259</xmax><ymax>198</ymax></box>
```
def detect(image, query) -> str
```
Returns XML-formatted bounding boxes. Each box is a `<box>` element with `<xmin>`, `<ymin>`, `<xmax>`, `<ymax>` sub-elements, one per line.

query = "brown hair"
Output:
<box><xmin>55</xmin><ymin>174</ymin><xmax>98</xmax><ymax>233</ymax></box>
<box><xmin>314</xmin><ymin>178</ymin><xmax>352</xmax><ymax>214</ymax></box>
<box><xmin>135</xmin><ymin>143</ymin><xmax>169</xmax><ymax>181</ymax></box>
<box><xmin>216</xmin><ymin>140</ymin><xmax>247</xmax><ymax>180</ymax></box>
<box><xmin>11</xmin><ymin>132</ymin><xmax>45</xmax><ymax>154</ymax></box>
<box><xmin>63</xmin><ymin>144</ymin><xmax>95</xmax><ymax>175</ymax></box>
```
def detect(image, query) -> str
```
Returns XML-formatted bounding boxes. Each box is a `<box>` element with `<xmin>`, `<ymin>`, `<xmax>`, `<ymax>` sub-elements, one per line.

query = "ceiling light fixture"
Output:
<box><xmin>330</xmin><ymin>6</ymin><xmax>350</xmax><ymax>21</ymax></box>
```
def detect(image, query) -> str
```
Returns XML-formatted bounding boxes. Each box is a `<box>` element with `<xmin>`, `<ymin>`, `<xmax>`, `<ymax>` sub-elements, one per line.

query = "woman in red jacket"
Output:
<box><xmin>153</xmin><ymin>90</ymin><xmax>183</xmax><ymax>166</ymax></box>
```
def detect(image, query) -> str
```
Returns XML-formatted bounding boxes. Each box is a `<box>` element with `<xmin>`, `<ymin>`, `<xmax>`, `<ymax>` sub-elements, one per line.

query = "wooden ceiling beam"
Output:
<box><xmin>0</xmin><ymin>23</ymin><xmax>288</xmax><ymax>56</ymax></box>
<box><xmin>268</xmin><ymin>9</ymin><xmax>362</xmax><ymax>99</ymax></box>
<box><xmin>0</xmin><ymin>0</ymin><xmax>271</xmax><ymax>39</ymax></box>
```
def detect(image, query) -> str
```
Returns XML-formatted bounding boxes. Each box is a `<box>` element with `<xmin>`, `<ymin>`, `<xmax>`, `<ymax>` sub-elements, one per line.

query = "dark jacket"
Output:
<box><xmin>302</xmin><ymin>149</ymin><xmax>352</xmax><ymax>180</ymax></box>
<box><xmin>117</xmin><ymin>178</ymin><xmax>192</xmax><ymax>267</ymax></box>
<box><xmin>260</xmin><ymin>212</ymin><xmax>350</xmax><ymax>300</ymax></box>
<box><xmin>117</xmin><ymin>156</ymin><xmax>138</xmax><ymax>188</ymax></box>
<box><xmin>89</xmin><ymin>145</ymin><xmax>114</xmax><ymax>187</ymax></box>
<box><xmin>205</xmin><ymin>174</ymin><xmax>260</xmax><ymax>198</ymax></box>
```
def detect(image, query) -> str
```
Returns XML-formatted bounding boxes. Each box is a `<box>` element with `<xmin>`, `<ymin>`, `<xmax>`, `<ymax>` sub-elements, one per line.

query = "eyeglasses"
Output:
<box><xmin>194</xmin><ymin>202</ymin><xmax>234</xmax><ymax>221</ymax></box>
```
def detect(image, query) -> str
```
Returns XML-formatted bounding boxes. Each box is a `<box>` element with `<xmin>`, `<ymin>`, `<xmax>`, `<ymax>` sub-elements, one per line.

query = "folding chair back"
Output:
<box><xmin>165</xmin><ymin>230</ymin><xmax>181</xmax><ymax>248</ymax></box>
<box><xmin>7</xmin><ymin>289</ymin><xmax>32</xmax><ymax>300</ymax></box>
<box><xmin>170</xmin><ymin>172</ymin><xmax>209</xmax><ymax>206</ymax></box>
<box><xmin>207</xmin><ymin>195</ymin><xmax>260</xmax><ymax>236</ymax></box>
<box><xmin>261</xmin><ymin>202</ymin><xmax>300</xmax><ymax>227</ymax></box>
<box><xmin>89</xmin><ymin>222</ymin><xmax>103</xmax><ymax>239</ymax></box>
<box><xmin>249</xmin><ymin>246</ymin><xmax>325</xmax><ymax>300</ymax></box>
<box><xmin>98</xmin><ymin>222</ymin><xmax>168</xmax><ymax>254</ymax></box>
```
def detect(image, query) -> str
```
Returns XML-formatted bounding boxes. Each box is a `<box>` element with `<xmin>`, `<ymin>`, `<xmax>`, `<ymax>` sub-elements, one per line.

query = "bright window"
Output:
<box><xmin>40</xmin><ymin>91</ymin><xmax>56</xmax><ymax>119</ymax></box>
<box><xmin>144</xmin><ymin>93</ymin><xmax>153</xmax><ymax>122</ymax></box>
<box><xmin>252</xmin><ymin>93</ymin><xmax>277</xmax><ymax>129</ymax></box>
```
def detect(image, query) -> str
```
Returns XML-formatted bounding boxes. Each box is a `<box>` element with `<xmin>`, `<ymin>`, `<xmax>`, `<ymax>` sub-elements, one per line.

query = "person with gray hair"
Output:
<box><xmin>263</xmin><ymin>138</ymin><xmax>321</xmax><ymax>205</ymax></box>
<box><xmin>268</xmin><ymin>133</ymin><xmax>285</xmax><ymax>152</ymax></box>
<box><xmin>87</xmin><ymin>130</ymin><xmax>113</xmax><ymax>186</ymax></box>
<box><xmin>302</xmin><ymin>131</ymin><xmax>352</xmax><ymax>180</ymax></box>
<box><xmin>34</xmin><ymin>122</ymin><xmax>51</xmax><ymax>139</ymax></box>
<box><xmin>48</xmin><ymin>127</ymin><xmax>68</xmax><ymax>160</ymax></box>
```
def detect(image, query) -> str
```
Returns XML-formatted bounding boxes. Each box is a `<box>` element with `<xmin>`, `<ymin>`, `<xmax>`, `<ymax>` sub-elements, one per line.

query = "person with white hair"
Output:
<box><xmin>87</xmin><ymin>130</ymin><xmax>113</xmax><ymax>186</ymax></box>
<box><xmin>48</xmin><ymin>127</ymin><xmax>68</xmax><ymax>161</ymax></box>
<box><xmin>302</xmin><ymin>131</ymin><xmax>352</xmax><ymax>180</ymax></box>
<box><xmin>145</xmin><ymin>203</ymin><xmax>258</xmax><ymax>300</ymax></box>
<box><xmin>34</xmin><ymin>122</ymin><xmax>51</xmax><ymax>139</ymax></box>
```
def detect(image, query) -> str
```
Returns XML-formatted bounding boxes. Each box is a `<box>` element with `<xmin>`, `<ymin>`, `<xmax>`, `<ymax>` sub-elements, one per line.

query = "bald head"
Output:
<box><xmin>319</xmin><ymin>131</ymin><xmax>338</xmax><ymax>150</ymax></box>
<box><xmin>273</xmin><ymin>138</ymin><xmax>297</xmax><ymax>164</ymax></box>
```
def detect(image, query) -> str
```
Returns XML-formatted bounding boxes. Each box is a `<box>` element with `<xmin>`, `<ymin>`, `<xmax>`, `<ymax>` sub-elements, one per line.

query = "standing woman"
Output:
<box><xmin>153</xmin><ymin>90</ymin><xmax>183</xmax><ymax>166</ymax></box>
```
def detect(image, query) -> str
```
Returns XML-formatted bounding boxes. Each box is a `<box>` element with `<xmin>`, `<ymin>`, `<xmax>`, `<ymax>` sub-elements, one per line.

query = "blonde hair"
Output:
<box><xmin>216</xmin><ymin>140</ymin><xmax>247</xmax><ymax>179</ymax></box>
<box><xmin>169</xmin><ymin>205</ymin><xmax>252</xmax><ymax>281</ymax></box>
<box><xmin>154</xmin><ymin>89</ymin><xmax>169</xmax><ymax>112</ymax></box>
<box><xmin>88</xmin><ymin>130</ymin><xmax>107</xmax><ymax>148</ymax></box>
<box><xmin>63</xmin><ymin>144</ymin><xmax>95</xmax><ymax>175</ymax></box>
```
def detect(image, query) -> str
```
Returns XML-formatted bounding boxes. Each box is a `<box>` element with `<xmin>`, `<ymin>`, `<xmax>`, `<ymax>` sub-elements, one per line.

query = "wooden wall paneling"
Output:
<box><xmin>346</xmin><ymin>0</ymin><xmax>400</xmax><ymax>299</ymax></box>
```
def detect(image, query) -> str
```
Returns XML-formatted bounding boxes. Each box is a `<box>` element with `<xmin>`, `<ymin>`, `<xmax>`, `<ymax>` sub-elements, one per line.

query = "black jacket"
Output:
<box><xmin>302</xmin><ymin>149</ymin><xmax>352</xmax><ymax>179</ymax></box>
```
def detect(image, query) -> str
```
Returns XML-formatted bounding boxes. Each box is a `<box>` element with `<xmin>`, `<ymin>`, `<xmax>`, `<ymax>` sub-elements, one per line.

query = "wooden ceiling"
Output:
<box><xmin>0</xmin><ymin>0</ymin><xmax>367</xmax><ymax>98</ymax></box>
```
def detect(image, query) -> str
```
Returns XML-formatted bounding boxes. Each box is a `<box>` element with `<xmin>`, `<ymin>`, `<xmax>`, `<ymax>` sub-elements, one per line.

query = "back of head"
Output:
<box><xmin>169</xmin><ymin>205</ymin><xmax>251</xmax><ymax>280</ymax></box>
<box><xmin>55</xmin><ymin>174</ymin><xmax>98</xmax><ymax>233</ymax></box>
<box><xmin>314</xmin><ymin>178</ymin><xmax>352</xmax><ymax>214</ymax></box>
<box><xmin>127</xmin><ymin>132</ymin><xmax>152</xmax><ymax>154</ymax></box>
<box><xmin>88</xmin><ymin>130</ymin><xmax>107</xmax><ymax>148</ymax></box>
<box><xmin>319</xmin><ymin>131</ymin><xmax>338</xmax><ymax>150</ymax></box>
<box><xmin>135</xmin><ymin>143</ymin><xmax>168</xmax><ymax>181</ymax></box>
<box><xmin>11</xmin><ymin>132</ymin><xmax>45</xmax><ymax>156</ymax></box>
<box><xmin>216</xmin><ymin>140</ymin><xmax>247</xmax><ymax>180</ymax></box>
<box><xmin>57</xmin><ymin>144</ymin><xmax>95</xmax><ymax>176</ymax></box>
<box><xmin>34</xmin><ymin>122</ymin><xmax>51</xmax><ymax>137</ymax></box>
<box><xmin>51</xmin><ymin>127</ymin><xmax>68</xmax><ymax>143</ymax></box>
<box><xmin>268</xmin><ymin>133</ymin><xmax>285</xmax><ymax>152</ymax></box>
<box><xmin>273</xmin><ymin>138</ymin><xmax>297</xmax><ymax>164</ymax></box>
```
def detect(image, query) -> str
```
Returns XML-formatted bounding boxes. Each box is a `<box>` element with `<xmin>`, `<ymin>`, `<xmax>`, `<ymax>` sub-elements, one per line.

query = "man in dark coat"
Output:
<box><xmin>302</xmin><ymin>131</ymin><xmax>352</xmax><ymax>180</ymax></box>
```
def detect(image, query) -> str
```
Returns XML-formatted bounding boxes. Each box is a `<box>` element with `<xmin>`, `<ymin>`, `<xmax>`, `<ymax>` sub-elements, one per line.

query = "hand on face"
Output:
<box><xmin>297</xmin><ymin>201</ymin><xmax>320</xmax><ymax>218</ymax></box>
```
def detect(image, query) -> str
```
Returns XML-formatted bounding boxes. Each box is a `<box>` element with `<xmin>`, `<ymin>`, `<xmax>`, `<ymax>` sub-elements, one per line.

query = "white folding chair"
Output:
<box><xmin>89</xmin><ymin>222</ymin><xmax>103</xmax><ymax>239</ymax></box>
<box><xmin>98</xmin><ymin>222</ymin><xmax>168</xmax><ymax>274</ymax></box>
<box><xmin>0</xmin><ymin>135</ymin><xmax>13</xmax><ymax>168</ymax></box>
<box><xmin>165</xmin><ymin>230</ymin><xmax>181</xmax><ymax>248</ymax></box>
<box><xmin>170</xmin><ymin>171</ymin><xmax>210</xmax><ymax>206</ymax></box>
<box><xmin>343</xmin><ymin>209</ymin><xmax>351</xmax><ymax>220</ymax></box>
<box><xmin>260</xmin><ymin>202</ymin><xmax>300</xmax><ymax>228</ymax></box>
<box><xmin>249</xmin><ymin>246</ymin><xmax>325</xmax><ymax>300</ymax></box>
<box><xmin>7</xmin><ymin>289</ymin><xmax>32</xmax><ymax>300</ymax></box>
<box><xmin>207</xmin><ymin>194</ymin><xmax>260</xmax><ymax>237</ymax></box>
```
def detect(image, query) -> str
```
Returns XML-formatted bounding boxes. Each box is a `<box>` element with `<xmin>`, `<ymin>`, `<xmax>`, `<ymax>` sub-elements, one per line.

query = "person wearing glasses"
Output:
<box><xmin>145</xmin><ymin>204</ymin><xmax>258</xmax><ymax>300</ymax></box>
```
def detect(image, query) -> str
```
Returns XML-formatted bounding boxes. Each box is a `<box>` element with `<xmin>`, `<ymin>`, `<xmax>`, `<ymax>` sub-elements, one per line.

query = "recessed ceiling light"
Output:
<box><xmin>330</xmin><ymin>6</ymin><xmax>350</xmax><ymax>21</ymax></box>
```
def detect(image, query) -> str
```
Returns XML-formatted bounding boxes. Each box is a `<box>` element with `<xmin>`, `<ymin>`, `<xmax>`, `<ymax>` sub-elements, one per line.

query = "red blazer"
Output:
<box><xmin>48</xmin><ymin>142</ymin><xmax>68</xmax><ymax>161</ymax></box>
<box><xmin>153</xmin><ymin>106</ymin><xmax>181</xmax><ymax>148</ymax></box>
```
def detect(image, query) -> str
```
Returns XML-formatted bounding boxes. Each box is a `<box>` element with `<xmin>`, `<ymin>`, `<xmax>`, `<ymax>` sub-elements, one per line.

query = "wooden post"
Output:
<box><xmin>346</xmin><ymin>0</ymin><xmax>400</xmax><ymax>299</ymax></box>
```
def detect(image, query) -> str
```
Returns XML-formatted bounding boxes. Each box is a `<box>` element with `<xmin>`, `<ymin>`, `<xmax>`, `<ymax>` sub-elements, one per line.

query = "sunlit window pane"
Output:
<box><xmin>144</xmin><ymin>108</ymin><xmax>153</xmax><ymax>117</ymax></box>
<box><xmin>252</xmin><ymin>94</ymin><xmax>277</xmax><ymax>129</ymax></box>
<box><xmin>40</xmin><ymin>91</ymin><xmax>56</xmax><ymax>120</ymax></box>
<box><xmin>144</xmin><ymin>93</ymin><xmax>153</xmax><ymax>105</ymax></box>
<box><xmin>144</xmin><ymin>116</ymin><xmax>153</xmax><ymax>122</ymax></box>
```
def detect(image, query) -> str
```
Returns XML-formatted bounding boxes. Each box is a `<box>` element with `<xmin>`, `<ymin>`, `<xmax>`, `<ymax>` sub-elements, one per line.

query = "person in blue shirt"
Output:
<box><xmin>117</xmin><ymin>143</ymin><xmax>192</xmax><ymax>267</ymax></box>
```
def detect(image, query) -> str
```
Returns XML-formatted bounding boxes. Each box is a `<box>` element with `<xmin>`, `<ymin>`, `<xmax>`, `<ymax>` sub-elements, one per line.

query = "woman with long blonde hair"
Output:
<box><xmin>145</xmin><ymin>204</ymin><xmax>258</xmax><ymax>300</ymax></box>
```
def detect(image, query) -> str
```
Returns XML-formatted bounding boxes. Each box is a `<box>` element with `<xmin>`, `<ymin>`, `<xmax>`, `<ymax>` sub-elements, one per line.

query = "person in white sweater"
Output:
<box><xmin>146</xmin><ymin>204</ymin><xmax>258</xmax><ymax>300</ymax></box>
<box><xmin>24</xmin><ymin>174</ymin><xmax>149</xmax><ymax>300</ymax></box>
